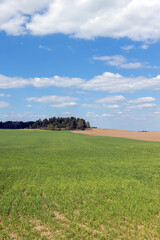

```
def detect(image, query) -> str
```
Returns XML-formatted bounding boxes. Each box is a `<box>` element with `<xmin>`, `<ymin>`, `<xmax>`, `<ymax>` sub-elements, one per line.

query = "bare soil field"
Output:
<box><xmin>71</xmin><ymin>129</ymin><xmax>160</xmax><ymax>142</ymax></box>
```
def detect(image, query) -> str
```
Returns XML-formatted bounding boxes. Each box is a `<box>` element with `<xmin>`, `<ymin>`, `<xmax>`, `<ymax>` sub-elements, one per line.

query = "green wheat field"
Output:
<box><xmin>0</xmin><ymin>129</ymin><xmax>160</xmax><ymax>239</ymax></box>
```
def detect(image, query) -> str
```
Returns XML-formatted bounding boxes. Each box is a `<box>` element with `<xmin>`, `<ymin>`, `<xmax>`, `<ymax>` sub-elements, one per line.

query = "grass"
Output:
<box><xmin>0</xmin><ymin>129</ymin><xmax>160</xmax><ymax>239</ymax></box>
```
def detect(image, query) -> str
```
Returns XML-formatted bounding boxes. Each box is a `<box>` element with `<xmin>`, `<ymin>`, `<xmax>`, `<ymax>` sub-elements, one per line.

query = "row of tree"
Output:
<box><xmin>0</xmin><ymin>121</ymin><xmax>34</xmax><ymax>129</ymax></box>
<box><xmin>0</xmin><ymin>117</ymin><xmax>90</xmax><ymax>130</ymax></box>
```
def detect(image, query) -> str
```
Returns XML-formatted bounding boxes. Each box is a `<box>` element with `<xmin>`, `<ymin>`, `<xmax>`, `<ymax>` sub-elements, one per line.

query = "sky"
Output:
<box><xmin>1</xmin><ymin>0</ymin><xmax>160</xmax><ymax>131</ymax></box>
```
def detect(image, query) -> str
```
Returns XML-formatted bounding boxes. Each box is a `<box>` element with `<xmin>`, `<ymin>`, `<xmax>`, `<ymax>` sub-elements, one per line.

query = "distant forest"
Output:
<box><xmin>0</xmin><ymin>117</ymin><xmax>90</xmax><ymax>130</ymax></box>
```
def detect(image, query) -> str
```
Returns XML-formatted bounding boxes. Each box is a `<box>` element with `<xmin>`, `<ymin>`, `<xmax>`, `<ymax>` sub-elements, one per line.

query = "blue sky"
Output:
<box><xmin>1</xmin><ymin>0</ymin><xmax>160</xmax><ymax>131</ymax></box>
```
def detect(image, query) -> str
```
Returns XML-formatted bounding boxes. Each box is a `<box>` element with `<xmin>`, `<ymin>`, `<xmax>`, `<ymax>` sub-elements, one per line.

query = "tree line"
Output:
<box><xmin>0</xmin><ymin>117</ymin><xmax>90</xmax><ymax>130</ymax></box>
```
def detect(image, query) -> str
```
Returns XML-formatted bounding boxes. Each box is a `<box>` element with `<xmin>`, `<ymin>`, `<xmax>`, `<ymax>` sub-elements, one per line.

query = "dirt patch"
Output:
<box><xmin>30</xmin><ymin>219</ymin><xmax>60</xmax><ymax>239</ymax></box>
<box><xmin>71</xmin><ymin>129</ymin><xmax>160</xmax><ymax>142</ymax></box>
<box><xmin>52</xmin><ymin>201</ymin><xmax>59</xmax><ymax>207</ymax></box>
<box><xmin>53</xmin><ymin>210</ymin><xmax>67</xmax><ymax>221</ymax></box>
<box><xmin>8</xmin><ymin>232</ymin><xmax>22</xmax><ymax>240</ymax></box>
<box><xmin>53</xmin><ymin>210</ymin><xmax>105</xmax><ymax>236</ymax></box>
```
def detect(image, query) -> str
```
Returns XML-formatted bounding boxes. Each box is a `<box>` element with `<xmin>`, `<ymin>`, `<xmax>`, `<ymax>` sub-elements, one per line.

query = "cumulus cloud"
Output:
<box><xmin>26</xmin><ymin>104</ymin><xmax>32</xmax><ymax>108</ymax></box>
<box><xmin>0</xmin><ymin>93</ymin><xmax>11</xmax><ymax>98</ymax></box>
<box><xmin>93</xmin><ymin>55</ymin><xmax>149</xmax><ymax>69</ymax></box>
<box><xmin>124</xmin><ymin>97</ymin><xmax>156</xmax><ymax>110</ymax></box>
<box><xmin>107</xmin><ymin>104</ymin><xmax>120</xmax><ymax>109</ymax></box>
<box><xmin>96</xmin><ymin>95</ymin><xmax>125</xmax><ymax>103</ymax></box>
<box><xmin>102</xmin><ymin>113</ymin><xmax>114</xmax><ymax>117</ymax></box>
<box><xmin>0</xmin><ymin>111</ymin><xmax>49</xmax><ymax>121</ymax></box>
<box><xmin>127</xmin><ymin>97</ymin><xmax>155</xmax><ymax>104</ymax></box>
<box><xmin>0</xmin><ymin>74</ymin><xmax>30</xmax><ymax>88</ymax></box>
<box><xmin>127</xmin><ymin>103</ymin><xmax>156</xmax><ymax>110</ymax></box>
<box><xmin>50</xmin><ymin>102</ymin><xmax>77</xmax><ymax>108</ymax></box>
<box><xmin>2</xmin><ymin>72</ymin><xmax>160</xmax><ymax>94</ymax></box>
<box><xmin>96</xmin><ymin>96</ymin><xmax>156</xmax><ymax>112</ymax></box>
<box><xmin>61</xmin><ymin>112</ymin><xmax>71</xmax><ymax>116</ymax></box>
<box><xmin>0</xmin><ymin>101</ymin><xmax>10</xmax><ymax>108</ymax></box>
<box><xmin>32</xmin><ymin>76</ymin><xmax>84</xmax><ymax>88</ymax></box>
<box><xmin>38</xmin><ymin>45</ymin><xmax>53</xmax><ymax>51</ymax></box>
<box><xmin>0</xmin><ymin>1</ymin><xmax>160</xmax><ymax>42</ymax></box>
<box><xmin>0</xmin><ymin>0</ymin><xmax>52</xmax><ymax>35</ymax></box>
<box><xmin>85</xmin><ymin>112</ymin><xmax>100</xmax><ymax>118</ymax></box>
<box><xmin>121</xmin><ymin>45</ymin><xmax>134</xmax><ymax>51</ymax></box>
<box><xmin>0</xmin><ymin>13</ymin><xmax>27</xmax><ymax>36</ymax></box>
<box><xmin>141</xmin><ymin>44</ymin><xmax>149</xmax><ymax>50</ymax></box>
<box><xmin>81</xmin><ymin>103</ymin><xmax>100</xmax><ymax>109</ymax></box>
<box><xmin>27</xmin><ymin>0</ymin><xmax>160</xmax><ymax>41</ymax></box>
<box><xmin>82</xmin><ymin>72</ymin><xmax>160</xmax><ymax>92</ymax></box>
<box><xmin>0</xmin><ymin>74</ymin><xmax>84</xmax><ymax>89</ymax></box>
<box><xmin>26</xmin><ymin>95</ymin><xmax>77</xmax><ymax>103</ymax></box>
<box><xmin>26</xmin><ymin>95</ymin><xmax>78</xmax><ymax>108</ymax></box>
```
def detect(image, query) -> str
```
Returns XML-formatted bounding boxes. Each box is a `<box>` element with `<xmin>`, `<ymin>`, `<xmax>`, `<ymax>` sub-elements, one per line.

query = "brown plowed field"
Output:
<box><xmin>71</xmin><ymin>129</ymin><xmax>160</xmax><ymax>142</ymax></box>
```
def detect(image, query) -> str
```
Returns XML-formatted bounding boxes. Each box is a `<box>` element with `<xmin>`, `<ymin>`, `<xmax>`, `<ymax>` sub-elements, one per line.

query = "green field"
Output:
<box><xmin>0</xmin><ymin>129</ymin><xmax>160</xmax><ymax>239</ymax></box>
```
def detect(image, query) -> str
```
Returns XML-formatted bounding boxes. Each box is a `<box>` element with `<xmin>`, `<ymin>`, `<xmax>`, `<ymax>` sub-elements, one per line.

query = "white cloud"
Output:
<box><xmin>0</xmin><ymin>111</ymin><xmax>49</xmax><ymax>121</ymax></box>
<box><xmin>26</xmin><ymin>95</ymin><xmax>77</xmax><ymax>103</ymax></box>
<box><xmin>154</xmin><ymin>112</ymin><xmax>160</xmax><ymax>115</ymax></box>
<box><xmin>117</xmin><ymin>111</ymin><xmax>122</xmax><ymax>114</ymax></box>
<box><xmin>121</xmin><ymin>45</ymin><xmax>134</xmax><ymax>51</ymax></box>
<box><xmin>51</xmin><ymin>102</ymin><xmax>77</xmax><ymax>108</ymax></box>
<box><xmin>38</xmin><ymin>45</ymin><xmax>53</xmax><ymax>51</ymax></box>
<box><xmin>0</xmin><ymin>74</ymin><xmax>84</xmax><ymax>89</ymax></box>
<box><xmin>102</xmin><ymin>113</ymin><xmax>113</xmax><ymax>117</ymax></box>
<box><xmin>85</xmin><ymin>112</ymin><xmax>100</xmax><ymax>118</ymax></box>
<box><xmin>32</xmin><ymin>76</ymin><xmax>84</xmax><ymax>88</ymax></box>
<box><xmin>2</xmin><ymin>72</ymin><xmax>160</xmax><ymax>94</ymax></box>
<box><xmin>107</xmin><ymin>104</ymin><xmax>120</xmax><ymax>109</ymax></box>
<box><xmin>0</xmin><ymin>93</ymin><xmax>11</xmax><ymax>98</ymax></box>
<box><xmin>125</xmin><ymin>97</ymin><xmax>156</xmax><ymax>111</ymax></box>
<box><xmin>26</xmin><ymin>104</ymin><xmax>32</xmax><ymax>108</ymax></box>
<box><xmin>0</xmin><ymin>74</ymin><xmax>30</xmax><ymax>88</ymax></box>
<box><xmin>96</xmin><ymin>95</ymin><xmax>125</xmax><ymax>103</ymax></box>
<box><xmin>141</xmin><ymin>44</ymin><xmax>149</xmax><ymax>50</ymax></box>
<box><xmin>0</xmin><ymin>101</ymin><xmax>10</xmax><ymax>108</ymax></box>
<box><xmin>81</xmin><ymin>103</ymin><xmax>100</xmax><ymax>109</ymax></box>
<box><xmin>127</xmin><ymin>103</ymin><xmax>156</xmax><ymax>110</ymax></box>
<box><xmin>61</xmin><ymin>112</ymin><xmax>71</xmax><ymax>115</ymax></box>
<box><xmin>93</xmin><ymin>55</ymin><xmax>148</xmax><ymax>69</ymax></box>
<box><xmin>1</xmin><ymin>13</ymin><xmax>27</xmax><ymax>36</ymax></box>
<box><xmin>0</xmin><ymin>0</ymin><xmax>52</xmax><ymax>35</ymax></box>
<box><xmin>127</xmin><ymin>97</ymin><xmax>155</xmax><ymax>104</ymax></box>
<box><xmin>121</xmin><ymin>62</ymin><xmax>144</xmax><ymax>69</ymax></box>
<box><xmin>26</xmin><ymin>95</ymin><xmax>78</xmax><ymax>108</ymax></box>
<box><xmin>76</xmin><ymin>90</ymin><xmax>86</xmax><ymax>95</ymax></box>
<box><xmin>82</xmin><ymin>72</ymin><xmax>160</xmax><ymax>92</ymax></box>
<box><xmin>26</xmin><ymin>0</ymin><xmax>160</xmax><ymax>42</ymax></box>
<box><xmin>0</xmin><ymin>1</ymin><xmax>160</xmax><ymax>42</ymax></box>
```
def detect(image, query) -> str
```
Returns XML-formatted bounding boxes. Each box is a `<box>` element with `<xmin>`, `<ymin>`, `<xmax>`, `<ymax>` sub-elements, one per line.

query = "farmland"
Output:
<box><xmin>0</xmin><ymin>129</ymin><xmax>160</xmax><ymax>239</ymax></box>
